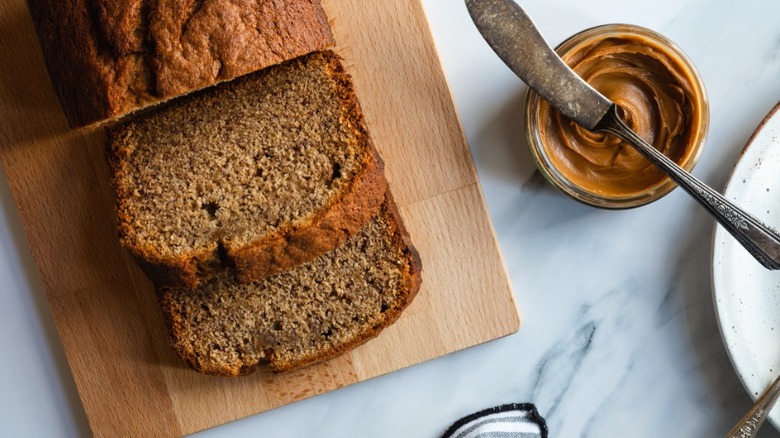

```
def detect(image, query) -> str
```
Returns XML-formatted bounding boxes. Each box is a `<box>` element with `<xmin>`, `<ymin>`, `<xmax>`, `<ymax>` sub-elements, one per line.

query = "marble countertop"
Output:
<box><xmin>3</xmin><ymin>0</ymin><xmax>780</xmax><ymax>436</ymax></box>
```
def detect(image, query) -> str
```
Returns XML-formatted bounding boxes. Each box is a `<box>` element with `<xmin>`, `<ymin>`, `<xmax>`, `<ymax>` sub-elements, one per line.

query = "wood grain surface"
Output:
<box><xmin>0</xmin><ymin>0</ymin><xmax>521</xmax><ymax>436</ymax></box>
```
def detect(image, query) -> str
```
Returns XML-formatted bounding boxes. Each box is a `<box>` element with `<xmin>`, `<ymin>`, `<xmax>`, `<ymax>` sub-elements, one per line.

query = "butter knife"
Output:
<box><xmin>465</xmin><ymin>0</ymin><xmax>780</xmax><ymax>269</ymax></box>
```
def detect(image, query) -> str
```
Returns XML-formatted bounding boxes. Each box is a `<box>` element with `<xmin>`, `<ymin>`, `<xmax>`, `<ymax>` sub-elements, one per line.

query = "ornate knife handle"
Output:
<box><xmin>597</xmin><ymin>105</ymin><xmax>780</xmax><ymax>270</ymax></box>
<box><xmin>725</xmin><ymin>373</ymin><xmax>780</xmax><ymax>438</ymax></box>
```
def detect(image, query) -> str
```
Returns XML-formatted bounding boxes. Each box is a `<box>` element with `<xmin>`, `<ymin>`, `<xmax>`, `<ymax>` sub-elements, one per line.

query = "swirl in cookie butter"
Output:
<box><xmin>537</xmin><ymin>33</ymin><xmax>705</xmax><ymax>197</ymax></box>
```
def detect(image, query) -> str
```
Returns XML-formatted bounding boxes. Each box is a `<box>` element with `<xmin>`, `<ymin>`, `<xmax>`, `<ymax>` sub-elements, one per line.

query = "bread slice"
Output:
<box><xmin>158</xmin><ymin>197</ymin><xmax>422</xmax><ymax>375</ymax></box>
<box><xmin>27</xmin><ymin>0</ymin><xmax>334</xmax><ymax>127</ymax></box>
<box><xmin>108</xmin><ymin>51</ymin><xmax>387</xmax><ymax>289</ymax></box>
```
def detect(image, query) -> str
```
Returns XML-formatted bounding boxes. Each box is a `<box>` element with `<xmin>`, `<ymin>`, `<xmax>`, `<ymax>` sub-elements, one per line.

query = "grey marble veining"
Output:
<box><xmin>2</xmin><ymin>0</ymin><xmax>780</xmax><ymax>436</ymax></box>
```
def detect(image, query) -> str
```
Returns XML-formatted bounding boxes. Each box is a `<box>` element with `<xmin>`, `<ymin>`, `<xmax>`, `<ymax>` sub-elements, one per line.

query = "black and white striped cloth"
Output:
<box><xmin>442</xmin><ymin>403</ymin><xmax>548</xmax><ymax>438</ymax></box>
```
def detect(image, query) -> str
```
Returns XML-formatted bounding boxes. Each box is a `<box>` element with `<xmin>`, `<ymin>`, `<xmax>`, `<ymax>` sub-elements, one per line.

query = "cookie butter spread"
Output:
<box><xmin>536</xmin><ymin>31</ymin><xmax>705</xmax><ymax>197</ymax></box>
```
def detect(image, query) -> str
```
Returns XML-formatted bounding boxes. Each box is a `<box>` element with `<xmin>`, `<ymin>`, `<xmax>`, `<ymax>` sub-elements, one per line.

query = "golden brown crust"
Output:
<box><xmin>27</xmin><ymin>0</ymin><xmax>334</xmax><ymax>127</ymax></box>
<box><xmin>157</xmin><ymin>195</ymin><xmax>422</xmax><ymax>376</ymax></box>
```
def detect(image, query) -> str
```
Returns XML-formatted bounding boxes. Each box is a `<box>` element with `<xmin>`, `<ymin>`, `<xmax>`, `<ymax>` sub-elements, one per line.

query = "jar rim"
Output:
<box><xmin>525</xmin><ymin>23</ymin><xmax>710</xmax><ymax>209</ymax></box>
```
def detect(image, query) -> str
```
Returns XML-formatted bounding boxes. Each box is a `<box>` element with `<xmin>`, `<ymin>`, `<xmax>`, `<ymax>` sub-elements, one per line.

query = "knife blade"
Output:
<box><xmin>465</xmin><ymin>0</ymin><xmax>612</xmax><ymax>130</ymax></box>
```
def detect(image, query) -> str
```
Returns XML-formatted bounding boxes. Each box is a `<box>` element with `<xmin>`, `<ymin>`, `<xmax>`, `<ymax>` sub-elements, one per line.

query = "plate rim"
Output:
<box><xmin>711</xmin><ymin>100</ymin><xmax>780</xmax><ymax>408</ymax></box>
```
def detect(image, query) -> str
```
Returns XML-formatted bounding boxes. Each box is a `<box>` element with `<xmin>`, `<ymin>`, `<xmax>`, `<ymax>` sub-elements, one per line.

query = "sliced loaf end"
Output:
<box><xmin>107</xmin><ymin>51</ymin><xmax>386</xmax><ymax>289</ymax></box>
<box><xmin>158</xmin><ymin>196</ymin><xmax>421</xmax><ymax>376</ymax></box>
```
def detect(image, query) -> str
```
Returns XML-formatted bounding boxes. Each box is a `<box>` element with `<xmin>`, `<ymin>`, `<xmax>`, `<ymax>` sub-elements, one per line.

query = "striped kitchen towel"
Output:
<box><xmin>442</xmin><ymin>403</ymin><xmax>548</xmax><ymax>438</ymax></box>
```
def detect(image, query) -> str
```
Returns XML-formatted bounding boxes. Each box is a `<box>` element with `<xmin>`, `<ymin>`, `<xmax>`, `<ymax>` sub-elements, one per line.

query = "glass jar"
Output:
<box><xmin>525</xmin><ymin>24</ymin><xmax>709</xmax><ymax>209</ymax></box>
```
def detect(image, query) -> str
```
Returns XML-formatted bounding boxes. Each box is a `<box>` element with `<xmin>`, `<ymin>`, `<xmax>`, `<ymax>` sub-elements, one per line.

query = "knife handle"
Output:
<box><xmin>725</xmin><ymin>372</ymin><xmax>780</xmax><ymax>438</ymax></box>
<box><xmin>597</xmin><ymin>105</ymin><xmax>780</xmax><ymax>270</ymax></box>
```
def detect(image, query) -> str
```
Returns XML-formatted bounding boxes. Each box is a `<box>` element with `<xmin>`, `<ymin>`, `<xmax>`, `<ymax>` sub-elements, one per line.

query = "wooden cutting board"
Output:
<box><xmin>0</xmin><ymin>0</ymin><xmax>520</xmax><ymax>436</ymax></box>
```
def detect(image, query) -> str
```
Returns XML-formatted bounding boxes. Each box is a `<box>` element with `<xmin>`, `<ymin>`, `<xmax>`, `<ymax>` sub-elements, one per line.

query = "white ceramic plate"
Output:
<box><xmin>713</xmin><ymin>102</ymin><xmax>780</xmax><ymax>427</ymax></box>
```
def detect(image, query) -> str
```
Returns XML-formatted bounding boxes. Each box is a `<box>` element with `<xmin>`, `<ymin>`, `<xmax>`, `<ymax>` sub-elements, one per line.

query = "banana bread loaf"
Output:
<box><xmin>108</xmin><ymin>51</ymin><xmax>387</xmax><ymax>289</ymax></box>
<box><xmin>27</xmin><ymin>0</ymin><xmax>334</xmax><ymax>127</ymax></box>
<box><xmin>158</xmin><ymin>197</ymin><xmax>422</xmax><ymax>375</ymax></box>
